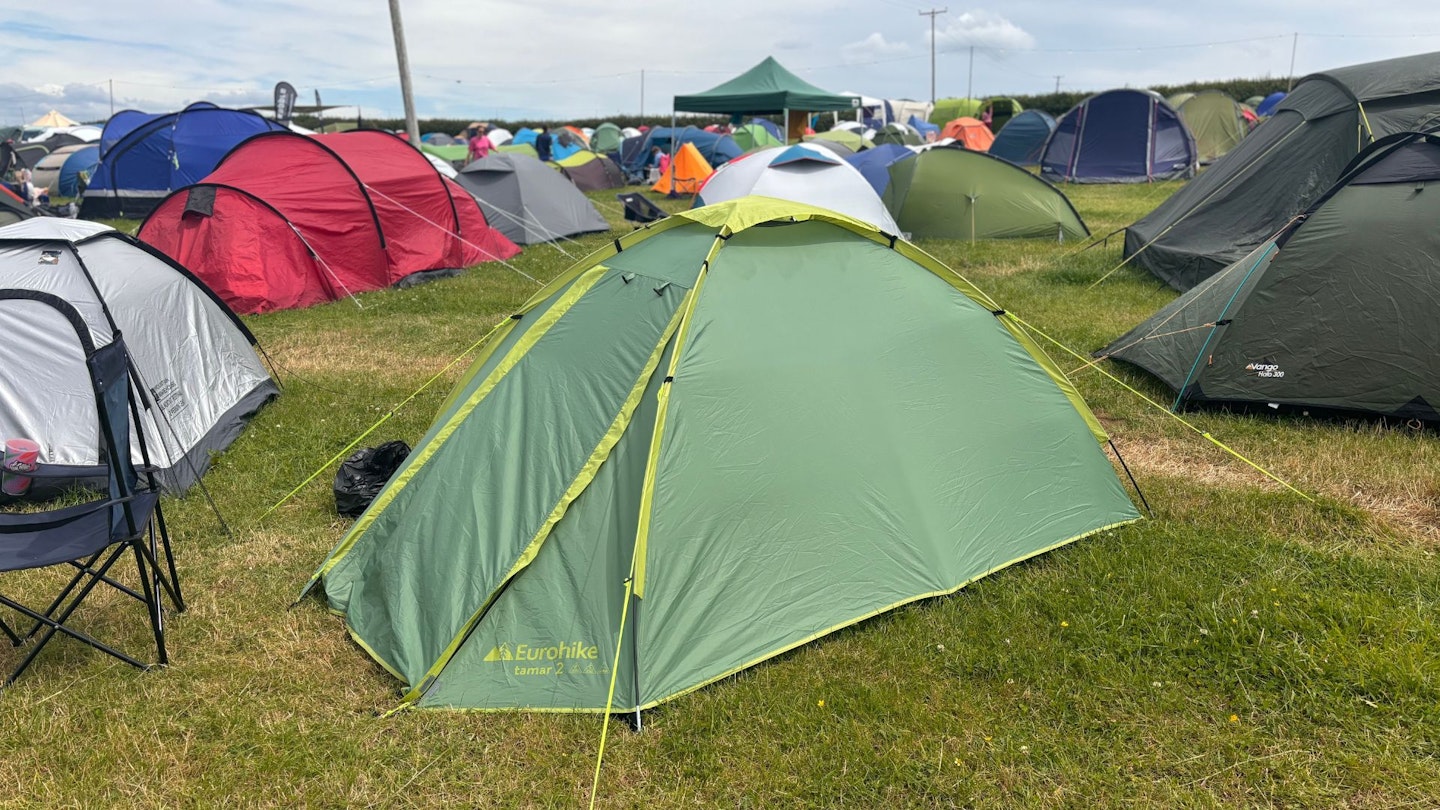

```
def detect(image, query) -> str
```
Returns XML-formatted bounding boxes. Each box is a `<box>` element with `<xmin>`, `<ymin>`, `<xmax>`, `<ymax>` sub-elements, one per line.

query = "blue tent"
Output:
<box><xmin>989</xmin><ymin>110</ymin><xmax>1056</xmax><ymax>167</ymax></box>
<box><xmin>908</xmin><ymin>115</ymin><xmax>939</xmax><ymax>139</ymax></box>
<box><xmin>844</xmin><ymin>144</ymin><xmax>915</xmax><ymax>196</ymax></box>
<box><xmin>622</xmin><ymin>127</ymin><xmax>743</xmax><ymax>175</ymax></box>
<box><xmin>620</xmin><ymin>135</ymin><xmax>651</xmax><ymax>176</ymax></box>
<box><xmin>509</xmin><ymin>127</ymin><xmax>580</xmax><ymax>160</ymax></box>
<box><xmin>83</xmin><ymin>102</ymin><xmax>285</xmax><ymax>218</ymax></box>
<box><xmin>1040</xmin><ymin>90</ymin><xmax>1195</xmax><ymax>184</ymax></box>
<box><xmin>1255</xmin><ymin>91</ymin><xmax>1286</xmax><ymax>117</ymax></box>
<box><xmin>58</xmin><ymin>145</ymin><xmax>99</xmax><ymax>197</ymax></box>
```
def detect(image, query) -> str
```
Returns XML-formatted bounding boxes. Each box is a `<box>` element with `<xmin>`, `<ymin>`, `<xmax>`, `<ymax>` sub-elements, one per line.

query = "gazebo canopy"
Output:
<box><xmin>674</xmin><ymin>57</ymin><xmax>859</xmax><ymax>114</ymax></box>
<box><xmin>29</xmin><ymin>109</ymin><xmax>79</xmax><ymax>128</ymax></box>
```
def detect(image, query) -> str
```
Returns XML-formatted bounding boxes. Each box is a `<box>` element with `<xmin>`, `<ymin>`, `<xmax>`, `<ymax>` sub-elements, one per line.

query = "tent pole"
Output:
<box><xmin>783</xmin><ymin>108</ymin><xmax>789</xmax><ymax>144</ymax></box>
<box><xmin>631</xmin><ymin>592</ymin><xmax>642</xmax><ymax>732</ymax></box>
<box><xmin>668</xmin><ymin>108</ymin><xmax>677</xmax><ymax>198</ymax></box>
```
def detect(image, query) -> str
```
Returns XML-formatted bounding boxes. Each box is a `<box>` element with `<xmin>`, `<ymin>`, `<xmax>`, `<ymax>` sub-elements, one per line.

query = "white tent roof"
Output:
<box><xmin>424</xmin><ymin>152</ymin><xmax>458</xmax><ymax>178</ymax></box>
<box><xmin>695</xmin><ymin>143</ymin><xmax>900</xmax><ymax>234</ymax></box>
<box><xmin>0</xmin><ymin>218</ymin><xmax>111</xmax><ymax>242</ymax></box>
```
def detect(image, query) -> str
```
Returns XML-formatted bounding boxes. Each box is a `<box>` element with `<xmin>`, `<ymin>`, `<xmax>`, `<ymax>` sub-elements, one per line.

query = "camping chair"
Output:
<box><xmin>0</xmin><ymin>312</ymin><xmax>183</xmax><ymax>687</ymax></box>
<box><xmin>616</xmin><ymin>192</ymin><xmax>668</xmax><ymax>226</ymax></box>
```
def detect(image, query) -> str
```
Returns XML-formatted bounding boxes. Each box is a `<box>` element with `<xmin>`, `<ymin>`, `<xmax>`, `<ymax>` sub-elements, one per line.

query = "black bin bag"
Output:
<box><xmin>333</xmin><ymin>441</ymin><xmax>411</xmax><ymax>518</ymax></box>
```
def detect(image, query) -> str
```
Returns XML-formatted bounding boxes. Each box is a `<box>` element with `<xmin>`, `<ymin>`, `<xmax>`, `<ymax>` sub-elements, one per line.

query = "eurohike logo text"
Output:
<box><xmin>484</xmin><ymin>641</ymin><xmax>602</xmax><ymax>676</ymax></box>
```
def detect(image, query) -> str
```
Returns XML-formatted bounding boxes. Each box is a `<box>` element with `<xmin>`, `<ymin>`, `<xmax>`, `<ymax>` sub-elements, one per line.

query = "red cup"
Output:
<box><xmin>2</xmin><ymin>438</ymin><xmax>41</xmax><ymax>496</ymax></box>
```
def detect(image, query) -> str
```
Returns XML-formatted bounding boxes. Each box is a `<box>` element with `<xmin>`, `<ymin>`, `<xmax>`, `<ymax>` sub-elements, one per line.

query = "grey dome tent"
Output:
<box><xmin>1102</xmin><ymin>131</ymin><xmax>1440</xmax><ymax>423</ymax></box>
<box><xmin>31</xmin><ymin>144</ymin><xmax>87</xmax><ymax>195</ymax></box>
<box><xmin>0</xmin><ymin>219</ymin><xmax>277</xmax><ymax>492</ymax></box>
<box><xmin>454</xmin><ymin>153</ymin><xmax>609</xmax><ymax>245</ymax></box>
<box><xmin>1126</xmin><ymin>50</ymin><xmax>1440</xmax><ymax>291</ymax></box>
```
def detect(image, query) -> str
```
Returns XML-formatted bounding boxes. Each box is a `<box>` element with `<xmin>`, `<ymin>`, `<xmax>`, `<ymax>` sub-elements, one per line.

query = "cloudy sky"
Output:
<box><xmin>5</xmin><ymin>1</ymin><xmax>1440</xmax><ymax>125</ymax></box>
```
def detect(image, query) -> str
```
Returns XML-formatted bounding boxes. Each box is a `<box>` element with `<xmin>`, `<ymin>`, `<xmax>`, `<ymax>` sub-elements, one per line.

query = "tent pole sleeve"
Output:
<box><xmin>632</xmin><ymin>232</ymin><xmax>726</xmax><ymax>599</ymax></box>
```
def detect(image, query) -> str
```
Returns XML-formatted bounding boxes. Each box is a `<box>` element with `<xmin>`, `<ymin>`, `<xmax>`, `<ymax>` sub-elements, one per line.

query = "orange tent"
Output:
<box><xmin>652</xmin><ymin>142</ymin><xmax>714</xmax><ymax>195</ymax></box>
<box><xmin>941</xmin><ymin>117</ymin><xmax>995</xmax><ymax>151</ymax></box>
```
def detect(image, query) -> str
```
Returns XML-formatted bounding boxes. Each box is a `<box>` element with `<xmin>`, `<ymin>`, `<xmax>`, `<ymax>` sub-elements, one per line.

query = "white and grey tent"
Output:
<box><xmin>693</xmin><ymin>143</ymin><xmax>900</xmax><ymax>233</ymax></box>
<box><xmin>0</xmin><ymin>219</ymin><xmax>277</xmax><ymax>493</ymax></box>
<box><xmin>453</xmin><ymin>153</ymin><xmax>609</xmax><ymax>245</ymax></box>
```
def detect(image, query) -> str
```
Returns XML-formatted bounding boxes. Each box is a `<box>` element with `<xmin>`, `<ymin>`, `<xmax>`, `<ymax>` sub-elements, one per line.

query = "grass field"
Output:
<box><xmin>2</xmin><ymin>181</ymin><xmax>1438</xmax><ymax>808</ymax></box>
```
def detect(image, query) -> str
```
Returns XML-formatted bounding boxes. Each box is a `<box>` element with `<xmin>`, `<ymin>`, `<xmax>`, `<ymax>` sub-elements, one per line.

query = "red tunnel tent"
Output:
<box><xmin>138</xmin><ymin>130</ymin><xmax>520</xmax><ymax>314</ymax></box>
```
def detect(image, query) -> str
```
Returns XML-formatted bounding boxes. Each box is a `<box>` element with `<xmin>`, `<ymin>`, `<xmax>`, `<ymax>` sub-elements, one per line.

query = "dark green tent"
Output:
<box><xmin>883</xmin><ymin>146</ymin><xmax>1089</xmax><ymax>241</ymax></box>
<box><xmin>674</xmin><ymin>57</ymin><xmax>859</xmax><ymax>114</ymax></box>
<box><xmin>1104</xmin><ymin>131</ymin><xmax>1440</xmax><ymax>423</ymax></box>
<box><xmin>304</xmin><ymin>197</ymin><xmax>1139</xmax><ymax>713</ymax></box>
<box><xmin>982</xmin><ymin>97</ymin><xmax>1023</xmax><ymax>131</ymax></box>
<box><xmin>1126</xmin><ymin>50</ymin><xmax>1440</xmax><ymax>291</ymax></box>
<box><xmin>872</xmin><ymin>122</ymin><xmax>921</xmax><ymax>146</ymax></box>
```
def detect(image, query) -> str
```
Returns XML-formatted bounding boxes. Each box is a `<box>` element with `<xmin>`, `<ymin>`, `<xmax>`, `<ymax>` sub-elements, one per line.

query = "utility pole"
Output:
<box><xmin>1054</xmin><ymin>75</ymin><xmax>1062</xmax><ymax>94</ymax></box>
<box><xmin>1286</xmin><ymin>32</ymin><xmax>1299</xmax><ymax>91</ymax></box>
<box><xmin>387</xmin><ymin>0</ymin><xmax>421</xmax><ymax>147</ymax></box>
<box><xmin>640</xmin><ymin>69</ymin><xmax>645</xmax><ymax>120</ymax></box>
<box><xmin>919</xmin><ymin>8</ymin><xmax>947</xmax><ymax>105</ymax></box>
<box><xmin>108</xmin><ymin>79</ymin><xmax>114</xmax><ymax>117</ymax></box>
<box><xmin>967</xmin><ymin>45</ymin><xmax>974</xmax><ymax>101</ymax></box>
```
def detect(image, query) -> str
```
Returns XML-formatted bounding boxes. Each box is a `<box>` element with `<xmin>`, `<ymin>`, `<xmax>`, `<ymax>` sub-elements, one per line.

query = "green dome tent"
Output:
<box><xmin>982</xmin><ymin>97</ymin><xmax>1023</xmax><ymax>131</ymax></box>
<box><xmin>872</xmin><ymin>122</ymin><xmax>921</xmax><ymax>146</ymax></box>
<box><xmin>928</xmin><ymin>97</ymin><xmax>984</xmax><ymax>126</ymax></box>
<box><xmin>590</xmin><ymin>122</ymin><xmax>623</xmax><ymax>155</ymax></box>
<box><xmin>1176</xmin><ymin>90</ymin><xmax>1251</xmax><ymax>164</ymax></box>
<box><xmin>802</xmin><ymin>129</ymin><xmax>872</xmax><ymax>154</ymax></box>
<box><xmin>303</xmin><ymin>197</ymin><xmax>1139</xmax><ymax>713</ymax></box>
<box><xmin>1104</xmin><ymin>131</ymin><xmax>1440</xmax><ymax>422</ymax></box>
<box><xmin>883</xmin><ymin>146</ymin><xmax>1090</xmax><ymax>241</ymax></box>
<box><xmin>1166</xmin><ymin>92</ymin><xmax>1196</xmax><ymax>110</ymax></box>
<box><xmin>732</xmin><ymin>123</ymin><xmax>783</xmax><ymax>151</ymax></box>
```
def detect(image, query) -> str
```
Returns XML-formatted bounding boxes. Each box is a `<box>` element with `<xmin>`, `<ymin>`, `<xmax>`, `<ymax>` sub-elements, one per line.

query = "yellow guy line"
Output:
<box><xmin>589</xmin><ymin>576</ymin><xmax>634</xmax><ymax>810</ymax></box>
<box><xmin>258</xmin><ymin>328</ymin><xmax>494</xmax><ymax>521</ymax></box>
<box><xmin>1005</xmin><ymin>312</ymin><xmax>1314</xmax><ymax>502</ymax></box>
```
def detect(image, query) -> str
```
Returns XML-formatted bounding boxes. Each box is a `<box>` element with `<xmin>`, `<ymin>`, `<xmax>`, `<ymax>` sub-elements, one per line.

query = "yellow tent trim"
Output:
<box><xmin>396</xmin><ymin>303</ymin><xmax>688</xmax><ymax>708</ymax></box>
<box><xmin>308</xmin><ymin>264</ymin><xmax>611</xmax><ymax>586</ymax></box>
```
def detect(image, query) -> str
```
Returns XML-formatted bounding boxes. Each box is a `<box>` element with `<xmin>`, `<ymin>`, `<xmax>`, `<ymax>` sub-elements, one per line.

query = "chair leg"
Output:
<box><xmin>0</xmin><ymin>614</ymin><xmax>19</xmax><ymax>646</ymax></box>
<box><xmin>132</xmin><ymin>541</ymin><xmax>167</xmax><ymax>667</ymax></box>
<box><xmin>22</xmin><ymin>551</ymin><xmax>105</xmax><ymax>640</ymax></box>
<box><xmin>151</xmin><ymin>511</ymin><xmax>184</xmax><ymax>612</ymax></box>
<box><xmin>1</xmin><ymin>548</ymin><xmax>149</xmax><ymax>686</ymax></box>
